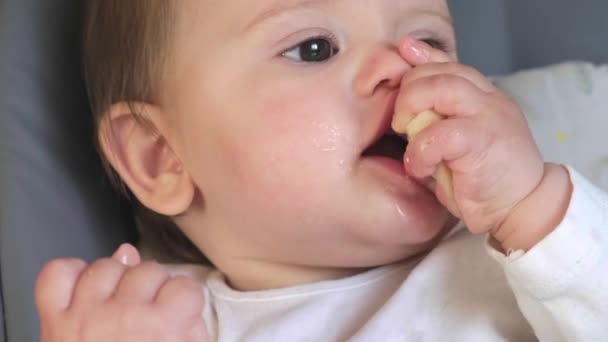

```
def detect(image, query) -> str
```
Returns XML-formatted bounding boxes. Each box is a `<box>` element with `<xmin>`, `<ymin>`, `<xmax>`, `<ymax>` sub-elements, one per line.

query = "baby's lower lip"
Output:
<box><xmin>362</xmin><ymin>155</ymin><xmax>407</xmax><ymax>176</ymax></box>
<box><xmin>359</xmin><ymin>155</ymin><xmax>433</xmax><ymax>191</ymax></box>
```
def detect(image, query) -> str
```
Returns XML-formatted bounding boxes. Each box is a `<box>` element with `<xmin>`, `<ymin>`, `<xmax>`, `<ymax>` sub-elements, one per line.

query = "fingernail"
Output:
<box><xmin>404</xmin><ymin>157</ymin><xmax>416</xmax><ymax>175</ymax></box>
<box><xmin>410</xmin><ymin>45</ymin><xmax>430</xmax><ymax>62</ymax></box>
<box><xmin>120</xmin><ymin>254</ymin><xmax>129</xmax><ymax>266</ymax></box>
<box><xmin>404</xmin><ymin>36</ymin><xmax>430</xmax><ymax>62</ymax></box>
<box><xmin>404</xmin><ymin>156</ymin><xmax>412</xmax><ymax>166</ymax></box>
<box><xmin>113</xmin><ymin>243</ymin><xmax>131</xmax><ymax>265</ymax></box>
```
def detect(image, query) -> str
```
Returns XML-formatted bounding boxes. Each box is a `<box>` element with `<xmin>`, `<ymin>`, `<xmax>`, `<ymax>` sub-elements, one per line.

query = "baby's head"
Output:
<box><xmin>85</xmin><ymin>0</ymin><xmax>457</xmax><ymax>290</ymax></box>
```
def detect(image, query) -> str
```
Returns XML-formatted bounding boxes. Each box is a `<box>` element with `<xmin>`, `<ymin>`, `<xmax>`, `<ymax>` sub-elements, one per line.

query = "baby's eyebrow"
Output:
<box><xmin>245</xmin><ymin>0</ymin><xmax>338</xmax><ymax>31</ymax></box>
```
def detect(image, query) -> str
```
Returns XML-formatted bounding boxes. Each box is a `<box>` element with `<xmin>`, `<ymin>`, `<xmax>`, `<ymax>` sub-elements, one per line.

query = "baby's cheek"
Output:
<box><xmin>237</xmin><ymin>124</ymin><xmax>350</xmax><ymax>208</ymax></box>
<box><xmin>245</xmin><ymin>130</ymin><xmax>330</xmax><ymax>196</ymax></box>
<box><xmin>221</xmin><ymin>86</ymin><xmax>356</xmax><ymax>203</ymax></box>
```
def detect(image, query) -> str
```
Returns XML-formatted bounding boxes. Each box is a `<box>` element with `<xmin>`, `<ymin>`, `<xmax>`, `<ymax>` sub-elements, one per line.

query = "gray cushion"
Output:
<box><xmin>452</xmin><ymin>0</ymin><xmax>608</xmax><ymax>75</ymax></box>
<box><xmin>0</xmin><ymin>1</ymin><xmax>135</xmax><ymax>341</ymax></box>
<box><xmin>0</xmin><ymin>270</ymin><xmax>5</xmax><ymax>342</ymax></box>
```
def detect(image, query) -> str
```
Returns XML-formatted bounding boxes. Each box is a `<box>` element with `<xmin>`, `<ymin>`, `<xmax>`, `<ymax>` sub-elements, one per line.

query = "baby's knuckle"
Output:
<box><xmin>81</xmin><ymin>258</ymin><xmax>128</xmax><ymax>284</ymax></box>
<box><xmin>445</xmin><ymin>126</ymin><xmax>466</xmax><ymax>145</ymax></box>
<box><xmin>493</xmin><ymin>92</ymin><xmax>520</xmax><ymax>112</ymax></box>
<box><xmin>134</xmin><ymin>260</ymin><xmax>169</xmax><ymax>277</ymax></box>
<box><xmin>168</xmin><ymin>276</ymin><xmax>203</xmax><ymax>296</ymax></box>
<box><xmin>70</xmin><ymin>315</ymin><xmax>98</xmax><ymax>342</ymax></box>
<box><xmin>443</xmin><ymin>62</ymin><xmax>465</xmax><ymax>73</ymax></box>
<box><xmin>161</xmin><ymin>276</ymin><xmax>204</xmax><ymax>306</ymax></box>
<box><xmin>428</xmin><ymin>74</ymin><xmax>453</xmax><ymax>91</ymax></box>
<box><xmin>90</xmin><ymin>257</ymin><xmax>122</xmax><ymax>271</ymax></box>
<box><xmin>409</xmin><ymin>141</ymin><xmax>425</xmax><ymax>160</ymax></box>
<box><xmin>36</xmin><ymin>259</ymin><xmax>86</xmax><ymax>309</ymax></box>
<box><xmin>74</xmin><ymin>259</ymin><xmax>123</xmax><ymax>289</ymax></box>
<box><xmin>116</xmin><ymin>304</ymin><xmax>154</xmax><ymax>332</ymax></box>
<box><xmin>37</xmin><ymin>259</ymin><xmax>85</xmax><ymax>284</ymax></box>
<box><xmin>183</xmin><ymin>316</ymin><xmax>208</xmax><ymax>342</ymax></box>
<box><xmin>112</xmin><ymin>261</ymin><xmax>170</xmax><ymax>298</ymax></box>
<box><xmin>456</xmin><ymin>63</ymin><xmax>481</xmax><ymax>77</ymax></box>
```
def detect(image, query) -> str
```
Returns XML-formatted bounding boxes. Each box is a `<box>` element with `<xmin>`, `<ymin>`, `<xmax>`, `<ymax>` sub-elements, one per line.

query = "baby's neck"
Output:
<box><xmin>218</xmin><ymin>221</ymin><xmax>459</xmax><ymax>292</ymax></box>
<box><xmin>224</xmin><ymin>261</ymin><xmax>368</xmax><ymax>291</ymax></box>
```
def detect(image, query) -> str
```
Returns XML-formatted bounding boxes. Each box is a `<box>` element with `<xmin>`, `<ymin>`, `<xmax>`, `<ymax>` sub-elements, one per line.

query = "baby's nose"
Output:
<box><xmin>353</xmin><ymin>43</ymin><xmax>411</xmax><ymax>97</ymax></box>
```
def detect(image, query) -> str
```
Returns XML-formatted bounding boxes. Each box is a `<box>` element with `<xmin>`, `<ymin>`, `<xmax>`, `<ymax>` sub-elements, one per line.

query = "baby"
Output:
<box><xmin>35</xmin><ymin>0</ymin><xmax>608</xmax><ymax>341</ymax></box>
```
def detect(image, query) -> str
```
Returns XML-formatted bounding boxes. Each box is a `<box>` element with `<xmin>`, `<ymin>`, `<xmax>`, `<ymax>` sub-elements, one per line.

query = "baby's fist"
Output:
<box><xmin>395</xmin><ymin>38</ymin><xmax>547</xmax><ymax>240</ymax></box>
<box><xmin>35</xmin><ymin>244</ymin><xmax>207</xmax><ymax>342</ymax></box>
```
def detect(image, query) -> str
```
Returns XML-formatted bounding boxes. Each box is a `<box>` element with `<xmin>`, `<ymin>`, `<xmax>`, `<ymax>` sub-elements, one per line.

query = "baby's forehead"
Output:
<box><xmin>247</xmin><ymin>0</ymin><xmax>450</xmax><ymax>17</ymax></box>
<box><xmin>174</xmin><ymin>0</ymin><xmax>451</xmax><ymax>30</ymax></box>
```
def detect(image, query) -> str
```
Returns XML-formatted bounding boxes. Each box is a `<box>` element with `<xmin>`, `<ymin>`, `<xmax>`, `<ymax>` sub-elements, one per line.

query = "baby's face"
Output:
<box><xmin>163</xmin><ymin>0</ymin><xmax>456</xmax><ymax>270</ymax></box>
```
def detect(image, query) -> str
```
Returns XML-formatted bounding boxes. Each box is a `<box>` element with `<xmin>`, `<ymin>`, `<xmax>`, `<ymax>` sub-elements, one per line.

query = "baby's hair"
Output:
<box><xmin>83</xmin><ymin>0</ymin><xmax>207</xmax><ymax>264</ymax></box>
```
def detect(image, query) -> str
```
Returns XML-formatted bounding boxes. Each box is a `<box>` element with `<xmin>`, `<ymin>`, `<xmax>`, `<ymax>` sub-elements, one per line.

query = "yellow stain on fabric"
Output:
<box><xmin>554</xmin><ymin>129</ymin><xmax>569</xmax><ymax>144</ymax></box>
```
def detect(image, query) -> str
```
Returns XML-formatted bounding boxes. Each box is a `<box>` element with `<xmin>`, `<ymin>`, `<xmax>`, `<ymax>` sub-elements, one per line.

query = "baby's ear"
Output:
<box><xmin>98</xmin><ymin>103</ymin><xmax>195</xmax><ymax>216</ymax></box>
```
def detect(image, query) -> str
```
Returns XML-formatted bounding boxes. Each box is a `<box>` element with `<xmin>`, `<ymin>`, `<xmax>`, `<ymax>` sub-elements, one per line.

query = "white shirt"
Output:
<box><xmin>172</xmin><ymin>168</ymin><xmax>608</xmax><ymax>341</ymax></box>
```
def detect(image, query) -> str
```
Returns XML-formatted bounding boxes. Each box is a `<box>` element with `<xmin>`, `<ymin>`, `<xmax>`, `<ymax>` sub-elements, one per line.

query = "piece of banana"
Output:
<box><xmin>392</xmin><ymin>110</ymin><xmax>454</xmax><ymax>201</ymax></box>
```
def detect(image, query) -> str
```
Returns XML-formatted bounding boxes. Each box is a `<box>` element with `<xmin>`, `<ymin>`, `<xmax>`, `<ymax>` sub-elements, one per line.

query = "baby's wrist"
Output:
<box><xmin>491</xmin><ymin>163</ymin><xmax>572</xmax><ymax>252</ymax></box>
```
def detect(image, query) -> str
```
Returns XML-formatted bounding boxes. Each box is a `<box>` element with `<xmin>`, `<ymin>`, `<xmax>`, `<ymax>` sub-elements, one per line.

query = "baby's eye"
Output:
<box><xmin>420</xmin><ymin>38</ymin><xmax>448</xmax><ymax>52</ymax></box>
<box><xmin>282</xmin><ymin>37</ymin><xmax>339</xmax><ymax>63</ymax></box>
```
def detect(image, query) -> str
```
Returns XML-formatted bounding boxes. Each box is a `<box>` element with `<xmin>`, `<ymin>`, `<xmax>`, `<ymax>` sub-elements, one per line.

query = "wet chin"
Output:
<box><xmin>355</xmin><ymin>185</ymin><xmax>450</xmax><ymax>247</ymax></box>
<box><xmin>392</xmin><ymin>194</ymin><xmax>450</xmax><ymax>243</ymax></box>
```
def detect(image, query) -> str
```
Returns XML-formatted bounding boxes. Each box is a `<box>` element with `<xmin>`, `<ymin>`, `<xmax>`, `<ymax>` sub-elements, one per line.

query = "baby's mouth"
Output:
<box><xmin>362</xmin><ymin>129</ymin><xmax>408</xmax><ymax>161</ymax></box>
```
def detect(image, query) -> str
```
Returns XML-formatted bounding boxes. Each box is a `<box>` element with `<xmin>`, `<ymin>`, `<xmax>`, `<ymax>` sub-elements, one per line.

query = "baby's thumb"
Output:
<box><xmin>112</xmin><ymin>243</ymin><xmax>141</xmax><ymax>266</ymax></box>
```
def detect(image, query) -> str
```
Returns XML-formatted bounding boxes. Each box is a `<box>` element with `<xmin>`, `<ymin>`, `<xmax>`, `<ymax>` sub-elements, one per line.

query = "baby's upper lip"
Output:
<box><xmin>361</xmin><ymin>91</ymin><xmax>399</xmax><ymax>153</ymax></box>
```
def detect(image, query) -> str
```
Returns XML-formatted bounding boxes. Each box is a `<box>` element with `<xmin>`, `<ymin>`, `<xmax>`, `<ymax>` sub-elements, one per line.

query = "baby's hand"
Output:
<box><xmin>35</xmin><ymin>244</ymin><xmax>207</xmax><ymax>342</ymax></box>
<box><xmin>393</xmin><ymin>37</ymin><xmax>572</xmax><ymax>251</ymax></box>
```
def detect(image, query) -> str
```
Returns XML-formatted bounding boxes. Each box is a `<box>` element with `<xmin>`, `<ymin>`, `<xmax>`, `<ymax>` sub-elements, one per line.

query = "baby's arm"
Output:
<box><xmin>35</xmin><ymin>244</ymin><xmax>208</xmax><ymax>342</ymax></box>
<box><xmin>488</xmin><ymin>169</ymin><xmax>608</xmax><ymax>341</ymax></box>
<box><xmin>395</xmin><ymin>37</ymin><xmax>607</xmax><ymax>340</ymax></box>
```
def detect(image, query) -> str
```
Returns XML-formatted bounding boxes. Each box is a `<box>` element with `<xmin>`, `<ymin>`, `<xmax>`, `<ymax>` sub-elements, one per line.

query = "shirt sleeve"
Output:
<box><xmin>485</xmin><ymin>166</ymin><xmax>608</xmax><ymax>341</ymax></box>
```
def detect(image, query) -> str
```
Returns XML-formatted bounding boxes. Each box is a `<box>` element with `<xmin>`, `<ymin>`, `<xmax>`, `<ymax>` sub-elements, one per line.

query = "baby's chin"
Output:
<box><xmin>354</xmin><ymin>155</ymin><xmax>450</xmax><ymax>234</ymax></box>
<box><xmin>319</xmin><ymin>198</ymin><xmax>452</xmax><ymax>272</ymax></box>
<box><xmin>365</xmin><ymin>207</ymin><xmax>456</xmax><ymax>267</ymax></box>
<box><xmin>325</xmin><ymin>217</ymin><xmax>454</xmax><ymax>270</ymax></box>
<box><xmin>350</xmin><ymin>172</ymin><xmax>451</xmax><ymax>246</ymax></box>
<box><xmin>363</xmin><ymin>208</ymin><xmax>451</xmax><ymax>254</ymax></box>
<box><xmin>391</xmin><ymin>193</ymin><xmax>453</xmax><ymax>242</ymax></box>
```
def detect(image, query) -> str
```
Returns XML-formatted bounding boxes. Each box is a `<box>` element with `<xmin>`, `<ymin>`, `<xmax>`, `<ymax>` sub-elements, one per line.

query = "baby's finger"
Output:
<box><xmin>401</xmin><ymin>62</ymin><xmax>496</xmax><ymax>93</ymax></box>
<box><xmin>155</xmin><ymin>276</ymin><xmax>204</xmax><ymax>316</ymax></box>
<box><xmin>71</xmin><ymin>258</ymin><xmax>127</xmax><ymax>308</ymax></box>
<box><xmin>399</xmin><ymin>36</ymin><xmax>452</xmax><ymax>65</ymax></box>
<box><xmin>399</xmin><ymin>36</ymin><xmax>495</xmax><ymax>98</ymax></box>
<box><xmin>404</xmin><ymin>118</ymin><xmax>480</xmax><ymax>179</ymax></box>
<box><xmin>114</xmin><ymin>261</ymin><xmax>170</xmax><ymax>303</ymax></box>
<box><xmin>35</xmin><ymin>258</ymin><xmax>87</xmax><ymax>317</ymax></box>
<box><xmin>112</xmin><ymin>243</ymin><xmax>141</xmax><ymax>267</ymax></box>
<box><xmin>393</xmin><ymin>74</ymin><xmax>489</xmax><ymax>129</ymax></box>
<box><xmin>405</xmin><ymin>117</ymin><xmax>483</xmax><ymax>214</ymax></box>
